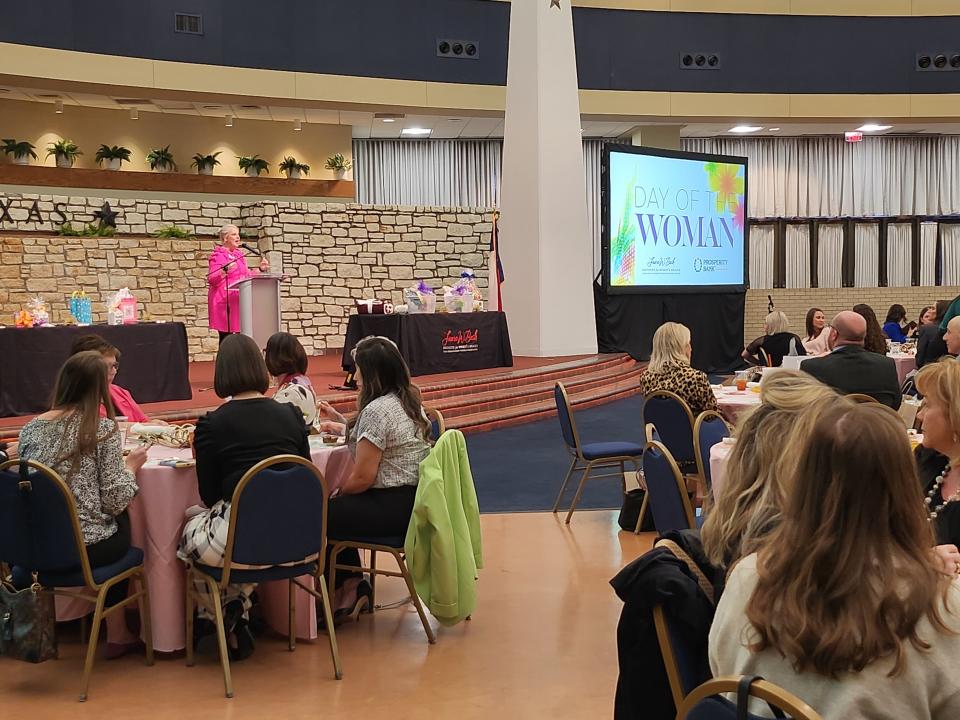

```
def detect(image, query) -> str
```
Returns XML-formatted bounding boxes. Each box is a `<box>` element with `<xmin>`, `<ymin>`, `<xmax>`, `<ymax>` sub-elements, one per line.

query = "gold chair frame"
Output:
<box><xmin>424</xmin><ymin>405</ymin><xmax>446</xmax><ymax>438</ymax></box>
<box><xmin>183</xmin><ymin>455</ymin><xmax>342</xmax><ymax>698</ymax></box>
<box><xmin>552</xmin><ymin>381</ymin><xmax>643</xmax><ymax>524</ymax></box>
<box><xmin>0</xmin><ymin>459</ymin><xmax>154</xmax><ymax>702</ymax></box>
<box><xmin>636</xmin><ymin>440</ymin><xmax>697</xmax><ymax>534</ymax></box>
<box><xmin>676</xmin><ymin>676</ymin><xmax>823</xmax><ymax>720</ymax></box>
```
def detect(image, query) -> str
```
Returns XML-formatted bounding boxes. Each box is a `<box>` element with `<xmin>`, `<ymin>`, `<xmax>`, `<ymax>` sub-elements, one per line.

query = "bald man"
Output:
<box><xmin>801</xmin><ymin>310</ymin><xmax>902</xmax><ymax>409</ymax></box>
<box><xmin>944</xmin><ymin>316</ymin><xmax>960</xmax><ymax>357</ymax></box>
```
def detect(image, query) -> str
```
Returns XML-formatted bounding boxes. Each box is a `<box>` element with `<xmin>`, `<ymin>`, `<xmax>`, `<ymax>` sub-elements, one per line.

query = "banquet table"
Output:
<box><xmin>888</xmin><ymin>353</ymin><xmax>917</xmax><ymax>386</ymax></box>
<box><xmin>0</xmin><ymin>322</ymin><xmax>192</xmax><ymax>417</ymax></box>
<box><xmin>713</xmin><ymin>385</ymin><xmax>761</xmax><ymax>424</ymax></box>
<box><xmin>55</xmin><ymin>438</ymin><xmax>354</xmax><ymax>652</ymax></box>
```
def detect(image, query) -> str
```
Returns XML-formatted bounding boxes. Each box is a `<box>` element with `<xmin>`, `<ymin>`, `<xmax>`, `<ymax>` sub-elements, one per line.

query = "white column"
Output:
<box><xmin>497</xmin><ymin>0</ymin><xmax>598</xmax><ymax>357</ymax></box>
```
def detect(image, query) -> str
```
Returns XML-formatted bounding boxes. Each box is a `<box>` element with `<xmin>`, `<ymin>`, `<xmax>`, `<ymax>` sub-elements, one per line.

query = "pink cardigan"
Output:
<box><xmin>207</xmin><ymin>245</ymin><xmax>255</xmax><ymax>332</ymax></box>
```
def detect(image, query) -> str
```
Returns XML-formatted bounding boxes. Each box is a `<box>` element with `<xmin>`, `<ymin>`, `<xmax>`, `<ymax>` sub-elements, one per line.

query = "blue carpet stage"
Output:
<box><xmin>467</xmin><ymin>394</ymin><xmax>645</xmax><ymax>514</ymax></box>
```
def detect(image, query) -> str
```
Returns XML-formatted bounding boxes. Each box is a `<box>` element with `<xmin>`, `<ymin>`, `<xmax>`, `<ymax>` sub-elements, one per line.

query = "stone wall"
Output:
<box><xmin>0</xmin><ymin>193</ymin><xmax>492</xmax><ymax>361</ymax></box>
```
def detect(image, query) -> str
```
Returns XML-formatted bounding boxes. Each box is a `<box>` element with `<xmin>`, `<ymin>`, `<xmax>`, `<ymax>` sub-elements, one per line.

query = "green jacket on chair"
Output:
<box><xmin>404</xmin><ymin>429</ymin><xmax>483</xmax><ymax>627</ymax></box>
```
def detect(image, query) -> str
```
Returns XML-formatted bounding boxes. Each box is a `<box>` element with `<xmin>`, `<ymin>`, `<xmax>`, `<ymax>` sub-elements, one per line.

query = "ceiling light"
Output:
<box><xmin>381</xmin><ymin>118</ymin><xmax>395</xmax><ymax>123</ymax></box>
<box><xmin>129</xmin><ymin>108</ymin><xmax>139</xmax><ymax>120</ymax></box>
<box><xmin>293</xmin><ymin>119</ymin><xmax>302</xmax><ymax>131</ymax></box>
<box><xmin>856</xmin><ymin>123</ymin><xmax>892</xmax><ymax>132</ymax></box>
<box><xmin>768</xmin><ymin>127</ymin><xmax>781</xmax><ymax>131</ymax></box>
<box><xmin>729</xmin><ymin>125</ymin><xmax>762</xmax><ymax>133</ymax></box>
<box><xmin>225</xmin><ymin>114</ymin><xmax>234</xmax><ymax>127</ymax></box>
<box><xmin>54</xmin><ymin>100</ymin><xmax>63</xmax><ymax>114</ymax></box>
<box><xmin>374</xmin><ymin>112</ymin><xmax>405</xmax><ymax>122</ymax></box>
<box><xmin>401</xmin><ymin>127</ymin><xmax>432</xmax><ymax>136</ymax></box>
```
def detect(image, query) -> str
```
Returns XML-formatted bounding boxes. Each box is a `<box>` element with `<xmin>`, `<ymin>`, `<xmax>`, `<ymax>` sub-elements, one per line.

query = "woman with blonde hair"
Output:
<box><xmin>701</xmin><ymin>370</ymin><xmax>841</xmax><ymax>568</ymax></box>
<box><xmin>710</xmin><ymin>401</ymin><xmax>960</xmax><ymax>718</ymax></box>
<box><xmin>638</xmin><ymin>321</ymin><xmax>718</xmax><ymax>416</ymax></box>
<box><xmin>743</xmin><ymin>310</ymin><xmax>806</xmax><ymax>367</ymax></box>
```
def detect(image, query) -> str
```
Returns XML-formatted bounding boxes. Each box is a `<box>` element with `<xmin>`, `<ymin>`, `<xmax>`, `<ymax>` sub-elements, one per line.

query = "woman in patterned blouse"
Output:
<box><xmin>639</xmin><ymin>322</ymin><xmax>719</xmax><ymax>416</ymax></box>
<box><xmin>18</xmin><ymin>351</ymin><xmax>148</xmax><ymax>656</ymax></box>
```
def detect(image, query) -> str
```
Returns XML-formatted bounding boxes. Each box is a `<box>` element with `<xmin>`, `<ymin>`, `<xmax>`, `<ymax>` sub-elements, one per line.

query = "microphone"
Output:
<box><xmin>767</xmin><ymin>294</ymin><xmax>774</xmax><ymax>312</ymax></box>
<box><xmin>241</xmin><ymin>242</ymin><xmax>262</xmax><ymax>256</ymax></box>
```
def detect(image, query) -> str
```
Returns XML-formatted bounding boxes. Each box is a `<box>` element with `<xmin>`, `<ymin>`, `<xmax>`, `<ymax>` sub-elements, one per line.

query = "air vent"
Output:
<box><xmin>680</xmin><ymin>53</ymin><xmax>721</xmax><ymax>70</ymax></box>
<box><xmin>113</xmin><ymin>98</ymin><xmax>154</xmax><ymax>106</ymax></box>
<box><xmin>36</xmin><ymin>93</ymin><xmax>62</xmax><ymax>99</ymax></box>
<box><xmin>437</xmin><ymin>39</ymin><xmax>479</xmax><ymax>60</ymax></box>
<box><xmin>174</xmin><ymin>13</ymin><xmax>203</xmax><ymax>35</ymax></box>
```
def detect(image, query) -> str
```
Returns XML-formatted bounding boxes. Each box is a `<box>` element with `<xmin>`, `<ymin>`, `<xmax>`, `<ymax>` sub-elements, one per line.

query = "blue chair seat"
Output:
<box><xmin>329</xmin><ymin>534</ymin><xmax>405</xmax><ymax>549</ymax></box>
<box><xmin>193</xmin><ymin>560</ymin><xmax>318</xmax><ymax>583</ymax></box>
<box><xmin>580</xmin><ymin>441</ymin><xmax>645</xmax><ymax>461</ymax></box>
<box><xmin>13</xmin><ymin>546</ymin><xmax>144</xmax><ymax>588</ymax></box>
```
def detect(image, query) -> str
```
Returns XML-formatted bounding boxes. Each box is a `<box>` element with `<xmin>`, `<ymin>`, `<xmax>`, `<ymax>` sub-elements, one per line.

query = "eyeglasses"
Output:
<box><xmin>107</xmin><ymin>361</ymin><xmax>120</xmax><ymax>371</ymax></box>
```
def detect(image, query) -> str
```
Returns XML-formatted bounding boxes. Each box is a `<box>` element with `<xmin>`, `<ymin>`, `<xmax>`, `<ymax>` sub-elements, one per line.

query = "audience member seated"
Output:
<box><xmin>919</xmin><ymin>304</ymin><xmax>937</xmax><ymax>328</ymax></box>
<box><xmin>317</xmin><ymin>336</ymin><xmax>433</xmax><ymax>622</ymax></box>
<box><xmin>639</xmin><ymin>322</ymin><xmax>719</xmax><ymax>416</ymax></box>
<box><xmin>18</xmin><ymin>351</ymin><xmax>148</xmax><ymax>657</ymax></box>
<box><xmin>264</xmin><ymin>331</ymin><xmax>317</xmax><ymax>426</ymax></box>
<box><xmin>710</xmin><ymin>401</ymin><xmax>960</xmax><ymax>719</ymax></box>
<box><xmin>882</xmin><ymin>303</ymin><xmax>916</xmax><ymax>343</ymax></box>
<box><xmin>701</xmin><ymin>371</ymin><xmax>840</xmax><ymax>569</ymax></box>
<box><xmin>917</xmin><ymin>300</ymin><xmax>951</xmax><ymax>368</ymax></box>
<box><xmin>177</xmin><ymin>334</ymin><xmax>311</xmax><ymax>660</ymax></box>
<box><xmin>853</xmin><ymin>303</ymin><xmax>889</xmax><ymax>355</ymax></box>
<box><xmin>69</xmin><ymin>335</ymin><xmax>157</xmax><ymax>423</ymax></box>
<box><xmin>801</xmin><ymin>307</ymin><xmax>831</xmax><ymax>355</ymax></box>
<box><xmin>944</xmin><ymin>316</ymin><xmax>960</xmax><ymax>359</ymax></box>
<box><xmin>801</xmin><ymin>311</ymin><xmax>902</xmax><ymax>409</ymax></box>
<box><xmin>742</xmin><ymin>311</ymin><xmax>806</xmax><ymax>367</ymax></box>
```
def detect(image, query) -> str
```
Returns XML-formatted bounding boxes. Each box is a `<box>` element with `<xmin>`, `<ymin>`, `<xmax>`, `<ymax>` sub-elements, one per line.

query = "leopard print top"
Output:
<box><xmin>639</xmin><ymin>361</ymin><xmax>719</xmax><ymax>417</ymax></box>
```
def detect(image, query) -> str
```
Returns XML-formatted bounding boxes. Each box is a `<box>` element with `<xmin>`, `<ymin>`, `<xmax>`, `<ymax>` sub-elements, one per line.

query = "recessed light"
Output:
<box><xmin>381</xmin><ymin>118</ymin><xmax>395</xmax><ymax>123</ymax></box>
<box><xmin>729</xmin><ymin>125</ymin><xmax>763</xmax><ymax>133</ymax></box>
<box><xmin>374</xmin><ymin>112</ymin><xmax>404</xmax><ymax>122</ymax></box>
<box><xmin>293</xmin><ymin>119</ymin><xmax>302</xmax><ymax>131</ymax></box>
<box><xmin>129</xmin><ymin>108</ymin><xmax>139</xmax><ymax>120</ymax></box>
<box><xmin>225</xmin><ymin>114</ymin><xmax>234</xmax><ymax>127</ymax></box>
<box><xmin>401</xmin><ymin>127</ymin><xmax>432</xmax><ymax>136</ymax></box>
<box><xmin>768</xmin><ymin>127</ymin><xmax>781</xmax><ymax>131</ymax></box>
<box><xmin>856</xmin><ymin>123</ymin><xmax>892</xmax><ymax>132</ymax></box>
<box><xmin>54</xmin><ymin>100</ymin><xmax>63</xmax><ymax>114</ymax></box>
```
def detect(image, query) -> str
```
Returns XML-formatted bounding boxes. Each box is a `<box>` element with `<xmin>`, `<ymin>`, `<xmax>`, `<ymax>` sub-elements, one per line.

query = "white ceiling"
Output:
<box><xmin>3</xmin><ymin>85</ymin><xmax>960</xmax><ymax>139</ymax></box>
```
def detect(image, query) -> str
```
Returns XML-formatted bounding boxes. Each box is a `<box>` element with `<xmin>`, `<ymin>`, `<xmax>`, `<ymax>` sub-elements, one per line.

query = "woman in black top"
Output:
<box><xmin>916</xmin><ymin>300</ymin><xmax>951</xmax><ymax>369</ymax></box>
<box><xmin>178</xmin><ymin>334</ymin><xmax>311</xmax><ymax>659</ymax></box>
<box><xmin>742</xmin><ymin>310</ymin><xmax>806</xmax><ymax>367</ymax></box>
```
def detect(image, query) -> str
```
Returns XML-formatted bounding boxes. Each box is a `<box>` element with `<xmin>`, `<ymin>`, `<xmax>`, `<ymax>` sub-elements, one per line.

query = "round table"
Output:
<box><xmin>56</xmin><ymin>438</ymin><xmax>353</xmax><ymax>652</ymax></box>
<box><xmin>713</xmin><ymin>386</ymin><xmax>761</xmax><ymax>424</ymax></box>
<box><xmin>888</xmin><ymin>353</ymin><xmax>917</xmax><ymax>386</ymax></box>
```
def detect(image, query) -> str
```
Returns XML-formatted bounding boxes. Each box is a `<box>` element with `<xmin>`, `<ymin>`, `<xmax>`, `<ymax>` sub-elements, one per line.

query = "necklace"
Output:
<box><xmin>926</xmin><ymin>463</ymin><xmax>957</xmax><ymax>519</ymax></box>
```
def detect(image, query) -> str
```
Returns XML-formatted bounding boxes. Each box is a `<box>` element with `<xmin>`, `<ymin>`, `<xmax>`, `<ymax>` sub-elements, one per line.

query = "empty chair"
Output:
<box><xmin>552</xmin><ymin>382</ymin><xmax>644</xmax><ymax>524</ymax></box>
<box><xmin>642</xmin><ymin>390</ymin><xmax>697</xmax><ymax>473</ymax></box>
<box><xmin>641</xmin><ymin>440</ymin><xmax>697</xmax><ymax>534</ymax></box>
<box><xmin>677</xmin><ymin>676</ymin><xmax>823</xmax><ymax>720</ymax></box>
<box><xmin>693</xmin><ymin>411</ymin><xmax>731</xmax><ymax>495</ymax></box>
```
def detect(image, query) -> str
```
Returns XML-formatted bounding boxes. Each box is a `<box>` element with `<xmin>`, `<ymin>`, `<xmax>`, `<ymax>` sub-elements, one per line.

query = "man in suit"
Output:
<box><xmin>802</xmin><ymin>310</ymin><xmax>902</xmax><ymax>409</ymax></box>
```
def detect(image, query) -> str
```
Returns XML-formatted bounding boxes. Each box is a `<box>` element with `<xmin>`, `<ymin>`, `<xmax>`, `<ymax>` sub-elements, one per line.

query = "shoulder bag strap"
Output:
<box><xmin>654</xmin><ymin>538</ymin><xmax>715</xmax><ymax>606</ymax></box>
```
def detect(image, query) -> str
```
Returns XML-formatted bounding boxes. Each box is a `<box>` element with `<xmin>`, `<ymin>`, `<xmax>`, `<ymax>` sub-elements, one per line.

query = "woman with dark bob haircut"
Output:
<box><xmin>316</xmin><ymin>336</ymin><xmax>432</xmax><ymax>622</ymax></box>
<box><xmin>265</xmin><ymin>331</ymin><xmax>317</xmax><ymax>426</ymax></box>
<box><xmin>178</xmin><ymin>334</ymin><xmax>311</xmax><ymax>660</ymax></box>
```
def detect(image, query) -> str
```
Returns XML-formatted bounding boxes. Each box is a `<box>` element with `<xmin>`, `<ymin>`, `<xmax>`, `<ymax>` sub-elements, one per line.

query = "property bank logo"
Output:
<box><xmin>693</xmin><ymin>257</ymin><xmax>728</xmax><ymax>273</ymax></box>
<box><xmin>693</xmin><ymin>258</ymin><xmax>703</xmax><ymax>272</ymax></box>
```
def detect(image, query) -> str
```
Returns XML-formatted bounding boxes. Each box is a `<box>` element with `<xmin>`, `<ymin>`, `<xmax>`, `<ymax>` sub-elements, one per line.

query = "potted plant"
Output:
<box><xmin>1</xmin><ymin>139</ymin><xmax>38</xmax><ymax>165</ymax></box>
<box><xmin>95</xmin><ymin>144</ymin><xmax>132</xmax><ymax>170</ymax></box>
<box><xmin>147</xmin><ymin>145</ymin><xmax>177</xmax><ymax>172</ymax></box>
<box><xmin>238</xmin><ymin>154</ymin><xmax>270</xmax><ymax>177</ymax></box>
<box><xmin>46</xmin><ymin>138</ymin><xmax>82</xmax><ymax>168</ymax></box>
<box><xmin>279</xmin><ymin>156</ymin><xmax>310</xmax><ymax>180</ymax></box>
<box><xmin>191</xmin><ymin>151</ymin><xmax>221</xmax><ymax>175</ymax></box>
<box><xmin>324</xmin><ymin>153</ymin><xmax>352</xmax><ymax>180</ymax></box>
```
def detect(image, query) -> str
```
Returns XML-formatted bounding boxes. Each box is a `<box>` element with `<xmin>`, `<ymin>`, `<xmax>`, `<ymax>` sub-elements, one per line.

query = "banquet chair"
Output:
<box><xmin>0</xmin><ymin>459</ymin><xmax>153</xmax><ymax>702</ymax></box>
<box><xmin>640</xmin><ymin>440</ymin><xmax>698</xmax><ymax>534</ymax></box>
<box><xmin>183</xmin><ymin>455</ymin><xmax>342</xmax><ymax>698</ymax></box>
<box><xmin>693</xmin><ymin>411</ymin><xmax>731</xmax><ymax>495</ymax></box>
<box><xmin>676</xmin><ymin>676</ymin><xmax>823</xmax><ymax>720</ymax></box>
<box><xmin>425</xmin><ymin>405</ymin><xmax>446</xmax><ymax>442</ymax></box>
<box><xmin>642</xmin><ymin>390</ymin><xmax>700</xmax><ymax>487</ymax></box>
<box><xmin>552</xmin><ymin>382</ymin><xmax>644</xmax><ymax>524</ymax></box>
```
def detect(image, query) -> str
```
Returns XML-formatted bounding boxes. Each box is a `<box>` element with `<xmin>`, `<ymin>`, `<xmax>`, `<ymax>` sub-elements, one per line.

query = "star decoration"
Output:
<box><xmin>92</xmin><ymin>201</ymin><xmax>119</xmax><ymax>228</ymax></box>
<box><xmin>550</xmin><ymin>0</ymin><xmax>560</xmax><ymax>7</ymax></box>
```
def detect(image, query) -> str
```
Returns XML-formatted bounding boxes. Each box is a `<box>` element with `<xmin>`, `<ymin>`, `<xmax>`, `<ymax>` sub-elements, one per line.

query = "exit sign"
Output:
<box><xmin>845</xmin><ymin>131</ymin><xmax>863</xmax><ymax>143</ymax></box>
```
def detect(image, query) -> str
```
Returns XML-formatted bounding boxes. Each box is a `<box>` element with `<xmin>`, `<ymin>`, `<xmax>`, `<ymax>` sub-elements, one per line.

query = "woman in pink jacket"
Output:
<box><xmin>208</xmin><ymin>224</ymin><xmax>269</xmax><ymax>344</ymax></box>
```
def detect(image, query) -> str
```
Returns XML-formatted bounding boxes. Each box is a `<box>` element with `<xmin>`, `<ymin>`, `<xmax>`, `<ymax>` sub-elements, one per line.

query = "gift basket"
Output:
<box><xmin>26</xmin><ymin>297</ymin><xmax>51</xmax><ymax>326</ymax></box>
<box><xmin>442</xmin><ymin>284</ymin><xmax>474</xmax><ymax>313</ymax></box>
<box><xmin>405</xmin><ymin>281</ymin><xmax>436</xmax><ymax>314</ymax></box>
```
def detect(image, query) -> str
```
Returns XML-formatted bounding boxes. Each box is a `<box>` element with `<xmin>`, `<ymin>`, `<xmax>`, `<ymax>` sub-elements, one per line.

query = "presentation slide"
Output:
<box><xmin>605</xmin><ymin>146</ymin><xmax>747</xmax><ymax>292</ymax></box>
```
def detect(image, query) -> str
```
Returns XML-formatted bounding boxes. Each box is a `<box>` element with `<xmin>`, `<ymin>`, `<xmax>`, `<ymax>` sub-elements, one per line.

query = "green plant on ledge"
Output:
<box><xmin>95</xmin><ymin>144</ymin><xmax>132</xmax><ymax>170</ymax></box>
<box><xmin>57</xmin><ymin>222</ymin><xmax>116</xmax><ymax>237</ymax></box>
<box><xmin>324</xmin><ymin>153</ymin><xmax>352</xmax><ymax>172</ymax></box>
<box><xmin>191</xmin><ymin>151</ymin><xmax>221</xmax><ymax>175</ymax></box>
<box><xmin>147</xmin><ymin>145</ymin><xmax>177</xmax><ymax>171</ymax></box>
<box><xmin>1</xmin><ymin>139</ymin><xmax>38</xmax><ymax>163</ymax></box>
<box><xmin>153</xmin><ymin>225</ymin><xmax>193</xmax><ymax>238</ymax></box>
<box><xmin>279</xmin><ymin>156</ymin><xmax>310</xmax><ymax>179</ymax></box>
<box><xmin>46</xmin><ymin>138</ymin><xmax>82</xmax><ymax>168</ymax></box>
<box><xmin>238</xmin><ymin>154</ymin><xmax>270</xmax><ymax>177</ymax></box>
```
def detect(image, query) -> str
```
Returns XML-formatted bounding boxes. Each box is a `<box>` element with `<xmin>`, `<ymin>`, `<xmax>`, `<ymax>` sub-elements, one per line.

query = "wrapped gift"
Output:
<box><xmin>69</xmin><ymin>290</ymin><xmax>93</xmax><ymax>325</ymax></box>
<box><xmin>442</xmin><ymin>284</ymin><xmax>474</xmax><ymax>313</ymax></box>
<box><xmin>26</xmin><ymin>296</ymin><xmax>51</xmax><ymax>326</ymax></box>
<box><xmin>455</xmin><ymin>270</ymin><xmax>482</xmax><ymax>302</ymax></box>
<box><xmin>14</xmin><ymin>309</ymin><xmax>34</xmax><ymax>328</ymax></box>
<box><xmin>405</xmin><ymin>281</ymin><xmax>436</xmax><ymax>314</ymax></box>
<box><xmin>107</xmin><ymin>288</ymin><xmax>138</xmax><ymax>325</ymax></box>
<box><xmin>355</xmin><ymin>299</ymin><xmax>385</xmax><ymax>315</ymax></box>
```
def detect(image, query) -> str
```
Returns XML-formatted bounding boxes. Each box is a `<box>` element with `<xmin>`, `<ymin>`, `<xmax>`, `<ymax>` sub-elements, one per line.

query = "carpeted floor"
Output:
<box><xmin>467</xmin><ymin>394</ymin><xmax>645</xmax><ymax>514</ymax></box>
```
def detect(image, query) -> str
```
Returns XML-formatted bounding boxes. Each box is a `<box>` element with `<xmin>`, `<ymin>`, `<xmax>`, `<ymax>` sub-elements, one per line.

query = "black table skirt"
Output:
<box><xmin>0</xmin><ymin>323</ymin><xmax>193</xmax><ymax>417</ymax></box>
<box><xmin>342</xmin><ymin>312</ymin><xmax>513</xmax><ymax>377</ymax></box>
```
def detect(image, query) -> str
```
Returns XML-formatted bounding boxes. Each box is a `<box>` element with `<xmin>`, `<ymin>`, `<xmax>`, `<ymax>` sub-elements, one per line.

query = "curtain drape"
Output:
<box><xmin>683</xmin><ymin>136</ymin><xmax>960</xmax><ymax>219</ymax></box>
<box><xmin>785</xmin><ymin>224</ymin><xmax>811</xmax><ymax>288</ymax></box>
<box><xmin>942</xmin><ymin>225</ymin><xmax>960</xmax><ymax>285</ymax></box>
<box><xmin>886</xmin><ymin>223</ymin><xmax>913</xmax><ymax>287</ymax></box>
<box><xmin>353</xmin><ymin>139</ymin><xmax>502</xmax><ymax>207</ymax></box>
<box><xmin>748</xmin><ymin>224</ymin><xmax>775</xmax><ymax>289</ymax></box>
<box><xmin>921</xmin><ymin>222</ymin><xmax>938</xmax><ymax>286</ymax></box>
<box><xmin>583</xmin><ymin>139</ymin><xmax>605</xmax><ymax>276</ymax></box>
<box><xmin>855</xmin><ymin>223</ymin><xmax>880</xmax><ymax>288</ymax></box>
<box><xmin>817</xmin><ymin>224</ymin><xmax>843</xmax><ymax>289</ymax></box>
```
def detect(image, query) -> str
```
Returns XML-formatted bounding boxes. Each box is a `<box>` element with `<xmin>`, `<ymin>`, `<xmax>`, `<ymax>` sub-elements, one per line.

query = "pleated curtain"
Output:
<box><xmin>817</xmin><ymin>224</ymin><xmax>844</xmax><ymax>289</ymax></box>
<box><xmin>855</xmin><ymin>224</ymin><xmax>880</xmax><ymax>288</ymax></box>
<box><xmin>748</xmin><ymin>224</ymin><xmax>775</xmax><ymax>289</ymax></box>
<box><xmin>886</xmin><ymin>223</ymin><xmax>913</xmax><ymax>287</ymax></box>
<box><xmin>583</xmin><ymin>139</ymin><xmax>605</xmax><ymax>276</ymax></box>
<box><xmin>920</xmin><ymin>222</ymin><xmax>938</xmax><ymax>286</ymax></box>
<box><xmin>785</xmin><ymin>224</ymin><xmax>811</xmax><ymax>288</ymax></box>
<box><xmin>942</xmin><ymin>225</ymin><xmax>960</xmax><ymax>285</ymax></box>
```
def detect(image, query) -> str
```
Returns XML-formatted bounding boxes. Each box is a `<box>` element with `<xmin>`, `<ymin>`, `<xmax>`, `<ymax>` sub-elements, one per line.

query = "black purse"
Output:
<box><xmin>0</xmin><ymin>578</ymin><xmax>58</xmax><ymax>663</ymax></box>
<box><xmin>618</xmin><ymin>488</ymin><xmax>655</xmax><ymax>532</ymax></box>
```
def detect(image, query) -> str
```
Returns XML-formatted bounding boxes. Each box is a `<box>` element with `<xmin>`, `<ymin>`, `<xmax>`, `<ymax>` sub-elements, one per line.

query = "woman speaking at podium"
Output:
<box><xmin>208</xmin><ymin>224</ymin><xmax>269</xmax><ymax>345</ymax></box>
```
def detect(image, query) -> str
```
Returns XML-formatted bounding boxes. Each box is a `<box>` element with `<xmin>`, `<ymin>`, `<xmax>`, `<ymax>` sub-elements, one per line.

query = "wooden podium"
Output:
<box><xmin>235</xmin><ymin>273</ymin><xmax>282</xmax><ymax>348</ymax></box>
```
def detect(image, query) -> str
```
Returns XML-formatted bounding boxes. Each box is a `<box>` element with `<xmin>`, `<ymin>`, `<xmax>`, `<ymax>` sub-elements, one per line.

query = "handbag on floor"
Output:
<box><xmin>0</xmin><ymin>578</ymin><xmax>58</xmax><ymax>663</ymax></box>
<box><xmin>618</xmin><ymin>489</ymin><xmax>655</xmax><ymax>532</ymax></box>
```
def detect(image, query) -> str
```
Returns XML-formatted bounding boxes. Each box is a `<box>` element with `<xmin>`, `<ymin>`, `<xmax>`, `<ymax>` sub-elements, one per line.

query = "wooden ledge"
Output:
<box><xmin>0</xmin><ymin>164</ymin><xmax>355</xmax><ymax>198</ymax></box>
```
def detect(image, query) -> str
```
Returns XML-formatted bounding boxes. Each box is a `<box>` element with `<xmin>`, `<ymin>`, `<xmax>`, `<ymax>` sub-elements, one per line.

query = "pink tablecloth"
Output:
<box><xmin>888</xmin><ymin>353</ymin><xmax>916</xmax><ymax>386</ymax></box>
<box><xmin>56</xmin><ymin>441</ymin><xmax>353</xmax><ymax>652</ymax></box>
<box><xmin>713</xmin><ymin>388</ymin><xmax>761</xmax><ymax>425</ymax></box>
<box><xmin>709</xmin><ymin>441</ymin><xmax>733</xmax><ymax>500</ymax></box>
